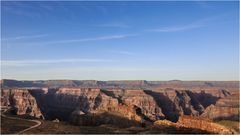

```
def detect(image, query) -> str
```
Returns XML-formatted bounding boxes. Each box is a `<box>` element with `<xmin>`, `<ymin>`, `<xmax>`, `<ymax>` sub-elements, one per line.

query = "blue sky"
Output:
<box><xmin>1</xmin><ymin>1</ymin><xmax>239</xmax><ymax>80</ymax></box>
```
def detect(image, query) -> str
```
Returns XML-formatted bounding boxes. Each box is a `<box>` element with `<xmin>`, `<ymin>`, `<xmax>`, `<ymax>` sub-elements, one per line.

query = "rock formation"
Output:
<box><xmin>177</xmin><ymin>116</ymin><xmax>234</xmax><ymax>134</ymax></box>
<box><xmin>201</xmin><ymin>91</ymin><xmax>239</xmax><ymax>121</ymax></box>
<box><xmin>1</xmin><ymin>89</ymin><xmax>43</xmax><ymax>118</ymax></box>
<box><xmin>1</xmin><ymin>81</ymin><xmax>239</xmax><ymax>133</ymax></box>
<box><xmin>154</xmin><ymin>116</ymin><xmax>235</xmax><ymax>134</ymax></box>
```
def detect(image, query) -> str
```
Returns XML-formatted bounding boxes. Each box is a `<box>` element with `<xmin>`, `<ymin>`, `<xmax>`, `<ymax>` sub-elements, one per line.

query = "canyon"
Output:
<box><xmin>1</xmin><ymin>79</ymin><xmax>239</xmax><ymax>134</ymax></box>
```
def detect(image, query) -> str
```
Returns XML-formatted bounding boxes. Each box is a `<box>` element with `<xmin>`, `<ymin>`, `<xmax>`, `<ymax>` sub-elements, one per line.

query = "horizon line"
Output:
<box><xmin>1</xmin><ymin>78</ymin><xmax>239</xmax><ymax>82</ymax></box>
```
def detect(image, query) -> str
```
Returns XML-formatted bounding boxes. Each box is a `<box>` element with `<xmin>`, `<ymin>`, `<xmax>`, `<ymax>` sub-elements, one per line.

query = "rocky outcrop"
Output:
<box><xmin>1</xmin><ymin>90</ymin><xmax>10</xmax><ymax>106</ymax></box>
<box><xmin>177</xmin><ymin>116</ymin><xmax>234</xmax><ymax>134</ymax></box>
<box><xmin>154</xmin><ymin>116</ymin><xmax>234</xmax><ymax>134</ymax></box>
<box><xmin>142</xmin><ymin>89</ymin><xmax>233</xmax><ymax>122</ymax></box>
<box><xmin>1</xmin><ymin>89</ymin><xmax>43</xmax><ymax>118</ymax></box>
<box><xmin>1</xmin><ymin>87</ymin><xmax>238</xmax><ymax>129</ymax></box>
<box><xmin>33</xmin><ymin>88</ymin><xmax>163</xmax><ymax>124</ymax></box>
<box><xmin>201</xmin><ymin>92</ymin><xmax>239</xmax><ymax>120</ymax></box>
<box><xmin>119</xmin><ymin>90</ymin><xmax>164</xmax><ymax>121</ymax></box>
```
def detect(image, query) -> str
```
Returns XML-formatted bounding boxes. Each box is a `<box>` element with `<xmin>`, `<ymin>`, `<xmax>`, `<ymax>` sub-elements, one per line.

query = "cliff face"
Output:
<box><xmin>1</xmin><ymin>88</ymin><xmax>238</xmax><ymax>127</ymax></box>
<box><xmin>1</xmin><ymin>90</ymin><xmax>10</xmax><ymax>106</ymax></box>
<box><xmin>29</xmin><ymin>88</ymin><xmax>162</xmax><ymax>123</ymax></box>
<box><xmin>1</xmin><ymin>89</ymin><xmax>43</xmax><ymax>118</ymax></box>
<box><xmin>201</xmin><ymin>91</ymin><xmax>239</xmax><ymax>120</ymax></box>
<box><xmin>101</xmin><ymin>89</ymin><xmax>164</xmax><ymax>121</ymax></box>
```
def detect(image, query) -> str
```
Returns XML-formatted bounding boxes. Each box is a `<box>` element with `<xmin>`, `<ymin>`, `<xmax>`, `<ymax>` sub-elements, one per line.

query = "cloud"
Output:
<box><xmin>147</xmin><ymin>15</ymin><xmax>228</xmax><ymax>33</ymax></box>
<box><xmin>97</xmin><ymin>22</ymin><xmax>130</xmax><ymax>28</ymax></box>
<box><xmin>106</xmin><ymin>50</ymin><xmax>135</xmax><ymax>56</ymax></box>
<box><xmin>2</xmin><ymin>33</ymin><xmax>139</xmax><ymax>46</ymax></box>
<box><xmin>2</xmin><ymin>34</ymin><xmax>48</xmax><ymax>41</ymax></box>
<box><xmin>55</xmin><ymin>35</ymin><xmax>130</xmax><ymax>43</ymax></box>
<box><xmin>36</xmin><ymin>34</ymin><xmax>138</xmax><ymax>45</ymax></box>
<box><xmin>148</xmin><ymin>23</ymin><xmax>205</xmax><ymax>32</ymax></box>
<box><xmin>1</xmin><ymin>59</ymin><xmax>116</xmax><ymax>67</ymax></box>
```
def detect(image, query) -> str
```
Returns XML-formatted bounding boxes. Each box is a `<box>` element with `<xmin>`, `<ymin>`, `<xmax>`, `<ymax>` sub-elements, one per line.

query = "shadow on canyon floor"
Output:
<box><xmin>70</xmin><ymin>112</ymin><xmax>141</xmax><ymax>128</ymax></box>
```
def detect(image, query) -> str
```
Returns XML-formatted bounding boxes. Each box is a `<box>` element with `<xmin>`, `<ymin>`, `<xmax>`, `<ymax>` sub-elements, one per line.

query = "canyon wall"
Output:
<box><xmin>1</xmin><ymin>87</ymin><xmax>238</xmax><ymax>126</ymax></box>
<box><xmin>201</xmin><ymin>91</ymin><xmax>239</xmax><ymax>120</ymax></box>
<box><xmin>1</xmin><ymin>89</ymin><xmax>43</xmax><ymax>118</ymax></box>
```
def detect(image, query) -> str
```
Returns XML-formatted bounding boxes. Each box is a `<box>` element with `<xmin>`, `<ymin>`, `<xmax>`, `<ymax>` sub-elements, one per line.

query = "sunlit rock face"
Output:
<box><xmin>1</xmin><ymin>89</ymin><xmax>43</xmax><ymax>118</ymax></box>
<box><xmin>1</xmin><ymin>87</ymin><xmax>239</xmax><ymax>126</ymax></box>
<box><xmin>201</xmin><ymin>91</ymin><xmax>239</xmax><ymax>121</ymax></box>
<box><xmin>176</xmin><ymin>116</ymin><xmax>233</xmax><ymax>134</ymax></box>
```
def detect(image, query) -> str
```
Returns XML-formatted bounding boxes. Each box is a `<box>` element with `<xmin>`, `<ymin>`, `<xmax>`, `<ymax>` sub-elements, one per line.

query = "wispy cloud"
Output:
<box><xmin>37</xmin><ymin>34</ymin><xmax>138</xmax><ymax>45</ymax></box>
<box><xmin>1</xmin><ymin>59</ymin><xmax>116</xmax><ymax>67</ymax></box>
<box><xmin>147</xmin><ymin>23</ymin><xmax>205</xmax><ymax>32</ymax></box>
<box><xmin>106</xmin><ymin>50</ymin><xmax>135</xmax><ymax>56</ymax></box>
<box><xmin>97</xmin><ymin>22</ymin><xmax>130</xmax><ymax>28</ymax></box>
<box><xmin>2</xmin><ymin>33</ymin><xmax>139</xmax><ymax>46</ymax></box>
<box><xmin>54</xmin><ymin>35</ymin><xmax>131</xmax><ymax>43</ymax></box>
<box><xmin>147</xmin><ymin>15</ymin><xmax>227</xmax><ymax>33</ymax></box>
<box><xmin>2</xmin><ymin>34</ymin><xmax>48</xmax><ymax>41</ymax></box>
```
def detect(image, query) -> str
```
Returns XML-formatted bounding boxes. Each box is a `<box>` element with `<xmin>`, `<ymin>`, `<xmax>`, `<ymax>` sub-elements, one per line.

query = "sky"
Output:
<box><xmin>1</xmin><ymin>1</ymin><xmax>239</xmax><ymax>81</ymax></box>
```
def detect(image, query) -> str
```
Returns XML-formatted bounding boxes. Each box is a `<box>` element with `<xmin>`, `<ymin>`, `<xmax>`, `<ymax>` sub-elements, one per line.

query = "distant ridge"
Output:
<box><xmin>1</xmin><ymin>79</ymin><xmax>239</xmax><ymax>90</ymax></box>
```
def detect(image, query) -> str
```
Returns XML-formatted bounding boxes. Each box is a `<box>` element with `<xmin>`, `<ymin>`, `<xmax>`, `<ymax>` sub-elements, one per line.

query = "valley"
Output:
<box><xmin>1</xmin><ymin>80</ymin><xmax>239</xmax><ymax>134</ymax></box>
